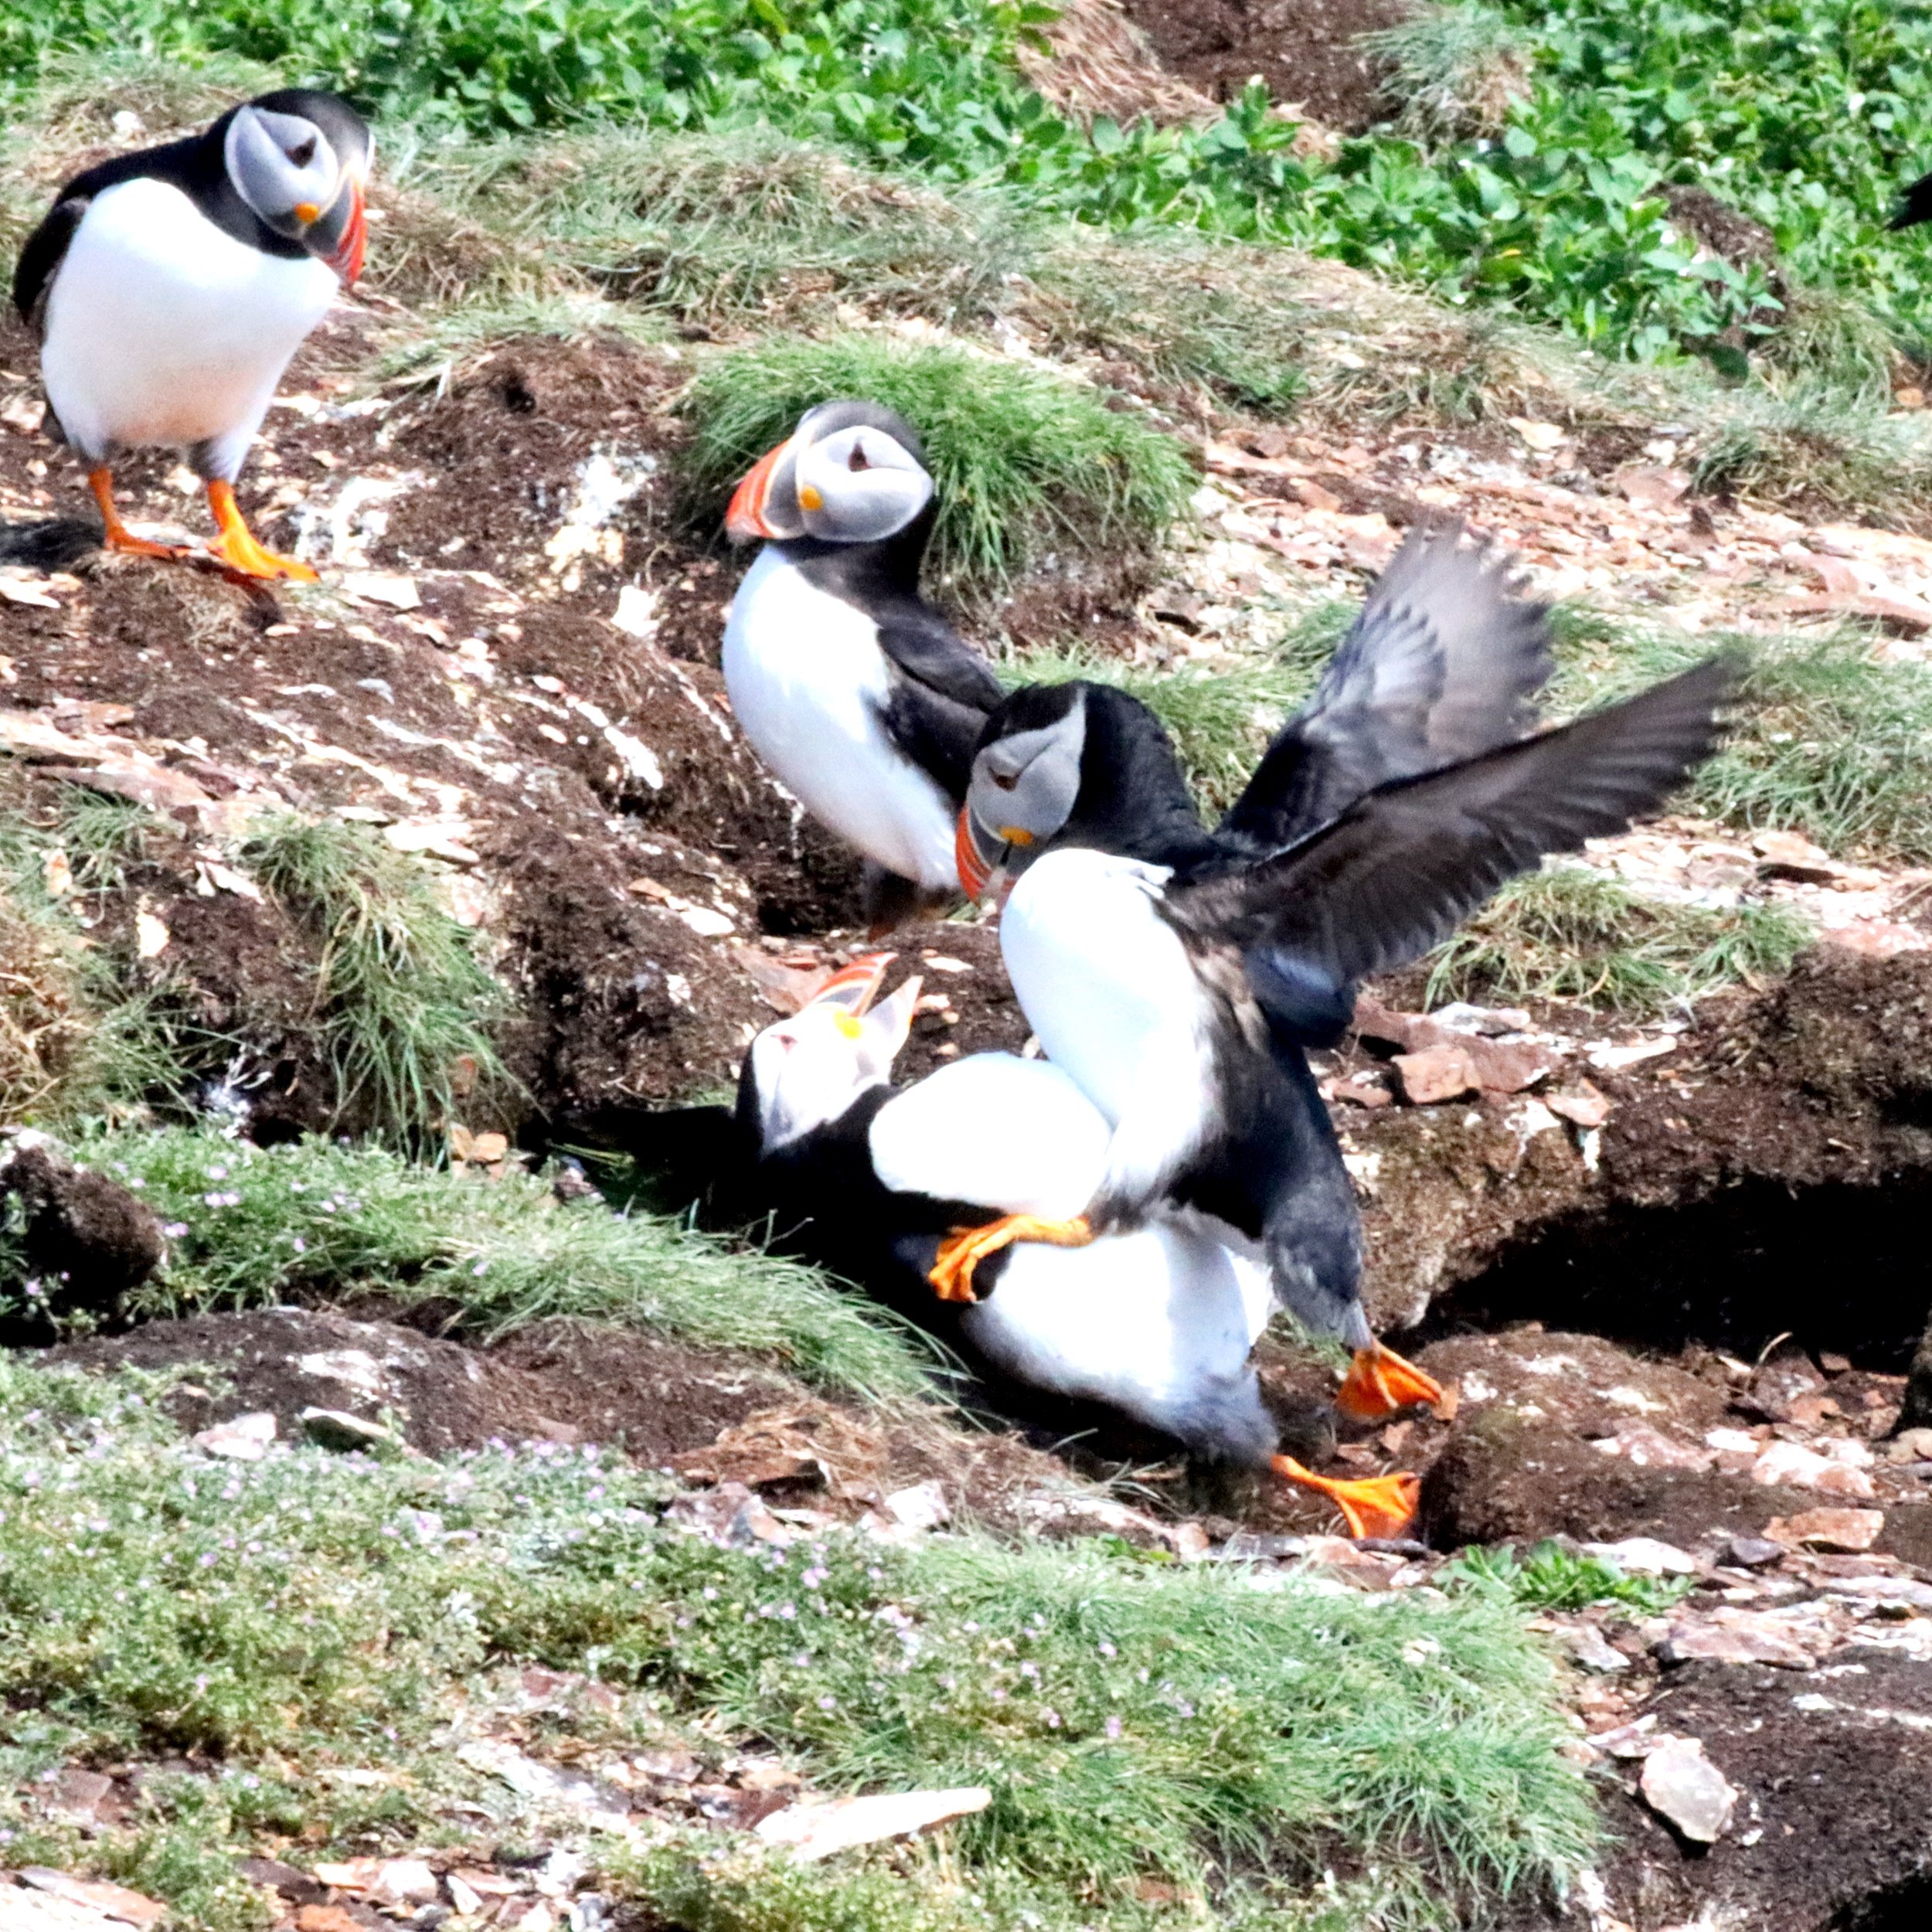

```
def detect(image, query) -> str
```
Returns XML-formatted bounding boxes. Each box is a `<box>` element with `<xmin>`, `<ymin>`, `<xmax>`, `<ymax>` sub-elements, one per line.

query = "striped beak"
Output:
<box><xmin>807</xmin><ymin>951</ymin><xmax>897</xmax><ymax>1022</ymax></box>
<box><xmin>308</xmin><ymin>175</ymin><xmax>367</xmax><ymax>287</ymax></box>
<box><xmin>955</xmin><ymin>808</ymin><xmax>996</xmax><ymax>901</ymax></box>
<box><xmin>726</xmin><ymin>427</ymin><xmax>807</xmax><ymax>542</ymax></box>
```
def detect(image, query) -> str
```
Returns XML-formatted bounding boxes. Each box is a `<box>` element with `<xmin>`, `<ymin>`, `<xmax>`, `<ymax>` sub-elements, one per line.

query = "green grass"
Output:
<box><xmin>0</xmin><ymin>787</ymin><xmax>191</xmax><ymax>1127</ymax></box>
<box><xmin>239</xmin><ymin>818</ymin><xmax>510</xmax><ymax>1142</ymax></box>
<box><xmin>0</xmin><ymin>1354</ymin><xmax>1595</xmax><ymax>1931</ymax></box>
<box><xmin>678</xmin><ymin>334</ymin><xmax>1196</xmax><ymax>595</ymax></box>
<box><xmin>1443</xmin><ymin>1538</ymin><xmax>1695</xmax><ymax>1616</ymax></box>
<box><xmin>46</xmin><ymin>1124</ymin><xmax>935</xmax><ymax>1401</ymax></box>
<box><xmin>1425</xmin><ymin>868</ymin><xmax>1812</xmax><ymax>1015</ymax></box>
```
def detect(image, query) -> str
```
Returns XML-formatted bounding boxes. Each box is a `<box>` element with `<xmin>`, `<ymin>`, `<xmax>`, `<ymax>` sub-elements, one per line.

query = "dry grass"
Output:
<box><xmin>1015</xmin><ymin>0</ymin><xmax>1218</xmax><ymax>128</ymax></box>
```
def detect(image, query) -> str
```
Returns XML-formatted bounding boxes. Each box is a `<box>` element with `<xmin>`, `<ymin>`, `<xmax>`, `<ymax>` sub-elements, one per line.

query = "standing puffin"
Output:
<box><xmin>722</xmin><ymin>400</ymin><xmax>1005</xmax><ymax>928</ymax></box>
<box><xmin>740</xmin><ymin>954</ymin><xmax>1420</xmax><ymax>1537</ymax></box>
<box><xmin>952</xmin><ymin>526</ymin><xmax>1738</xmax><ymax>1423</ymax></box>
<box><xmin>12</xmin><ymin>89</ymin><xmax>371</xmax><ymax>582</ymax></box>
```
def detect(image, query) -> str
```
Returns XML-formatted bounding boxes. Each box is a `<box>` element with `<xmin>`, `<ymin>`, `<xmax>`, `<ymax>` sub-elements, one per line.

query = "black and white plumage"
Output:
<box><xmin>736</xmin><ymin>956</ymin><xmax>1283</xmax><ymax>1467</ymax></box>
<box><xmin>1890</xmin><ymin>168</ymin><xmax>1932</xmax><ymax>232</ymax></box>
<box><xmin>12</xmin><ymin>89</ymin><xmax>371</xmax><ymax>580</ymax></box>
<box><xmin>959</xmin><ymin>523</ymin><xmax>1738</xmax><ymax>1390</ymax></box>
<box><xmin>722</xmin><ymin>401</ymin><xmax>1005</xmax><ymax>926</ymax></box>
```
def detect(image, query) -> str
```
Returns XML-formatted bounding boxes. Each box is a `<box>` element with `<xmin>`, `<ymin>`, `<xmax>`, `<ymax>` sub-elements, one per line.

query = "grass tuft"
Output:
<box><xmin>677</xmin><ymin>335</ymin><xmax>1196</xmax><ymax>595</ymax></box>
<box><xmin>1359</xmin><ymin>1</ymin><xmax>1535</xmax><ymax>148</ymax></box>
<box><xmin>1443</xmin><ymin>1539</ymin><xmax>1695</xmax><ymax>1616</ymax></box>
<box><xmin>1425</xmin><ymin>868</ymin><xmax>1811</xmax><ymax>1016</ymax></box>
<box><xmin>240</xmin><ymin>818</ymin><xmax>510</xmax><ymax>1141</ymax></box>
<box><xmin>63</xmin><ymin>1124</ymin><xmax>934</xmax><ymax>1401</ymax></box>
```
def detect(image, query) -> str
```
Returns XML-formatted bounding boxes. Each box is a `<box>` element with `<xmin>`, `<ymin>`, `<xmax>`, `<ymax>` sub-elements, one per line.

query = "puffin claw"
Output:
<box><xmin>1335</xmin><ymin>1339</ymin><xmax>1445</xmax><ymax>1422</ymax></box>
<box><xmin>927</xmin><ymin>1213</ymin><xmax>1094</xmax><ymax>1304</ymax></box>
<box><xmin>1269</xmin><ymin>1454</ymin><xmax>1420</xmax><ymax>1541</ymax></box>
<box><xmin>206</xmin><ymin>480</ymin><xmax>318</xmax><ymax>583</ymax></box>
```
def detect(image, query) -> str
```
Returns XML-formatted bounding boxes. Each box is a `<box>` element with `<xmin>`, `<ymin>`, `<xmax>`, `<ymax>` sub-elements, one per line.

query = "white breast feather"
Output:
<box><xmin>867</xmin><ymin>1054</ymin><xmax>1109</xmax><ymax>1217</ymax></box>
<box><xmin>999</xmin><ymin>849</ymin><xmax>1219</xmax><ymax>1204</ymax></box>
<box><xmin>40</xmin><ymin>178</ymin><xmax>338</xmax><ymax>473</ymax></box>
<box><xmin>723</xmin><ymin>549</ymin><xmax>960</xmax><ymax>891</ymax></box>
<box><xmin>963</xmin><ymin>1223</ymin><xmax>1275</xmax><ymax>1458</ymax></box>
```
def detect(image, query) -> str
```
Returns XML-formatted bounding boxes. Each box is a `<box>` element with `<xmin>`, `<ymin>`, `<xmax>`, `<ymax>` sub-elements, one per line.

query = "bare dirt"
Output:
<box><xmin>1117</xmin><ymin>0</ymin><xmax>1414</xmax><ymax>129</ymax></box>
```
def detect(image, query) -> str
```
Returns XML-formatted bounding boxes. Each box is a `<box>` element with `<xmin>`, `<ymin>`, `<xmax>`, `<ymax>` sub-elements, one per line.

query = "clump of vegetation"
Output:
<box><xmin>240</xmin><ymin>817</ymin><xmax>509</xmax><ymax>1141</ymax></box>
<box><xmin>1426</xmin><ymin>868</ymin><xmax>1811</xmax><ymax>1015</ymax></box>
<box><xmin>679</xmin><ymin>335</ymin><xmax>1196</xmax><ymax>594</ymax></box>
<box><xmin>0</xmin><ymin>1356</ymin><xmax>1595</xmax><ymax>1930</ymax></box>
<box><xmin>0</xmin><ymin>789</ymin><xmax>187</xmax><ymax>1126</ymax></box>
<box><xmin>1444</xmin><ymin>1538</ymin><xmax>1695</xmax><ymax>1616</ymax></box>
<box><xmin>1362</xmin><ymin>1</ymin><xmax>1533</xmax><ymax>147</ymax></box>
<box><xmin>60</xmin><ymin>1124</ymin><xmax>934</xmax><ymax>1400</ymax></box>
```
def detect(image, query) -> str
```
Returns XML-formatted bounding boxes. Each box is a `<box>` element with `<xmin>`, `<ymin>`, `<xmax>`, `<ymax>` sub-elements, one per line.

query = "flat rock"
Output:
<box><xmin>1583</xmin><ymin>1536</ymin><xmax>1700</xmax><ymax>1575</ymax></box>
<box><xmin>1659</xmin><ymin>1611</ymin><xmax>1815</xmax><ymax>1670</ymax></box>
<box><xmin>299</xmin><ymin>1407</ymin><xmax>402</xmax><ymax>1454</ymax></box>
<box><xmin>1639</xmin><ymin>1736</ymin><xmax>1739</xmax><ymax>1843</ymax></box>
<box><xmin>754</xmin><ymin>1786</ymin><xmax>991</xmax><ymax>1862</ymax></box>
<box><xmin>1767</xmin><ymin>1506</ymin><xmax>1886</xmax><ymax>1552</ymax></box>
<box><xmin>1391</xmin><ymin>1043</ymin><xmax>1481</xmax><ymax>1104</ymax></box>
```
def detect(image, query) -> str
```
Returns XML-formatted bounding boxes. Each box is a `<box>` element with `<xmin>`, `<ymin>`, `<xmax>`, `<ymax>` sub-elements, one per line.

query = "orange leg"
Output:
<box><xmin>927</xmin><ymin>1213</ymin><xmax>1094</xmax><ymax>1304</ymax></box>
<box><xmin>1270</xmin><ymin>1454</ymin><xmax>1420</xmax><ymax>1541</ymax></box>
<box><xmin>206</xmin><ymin>479</ymin><xmax>317</xmax><ymax>583</ymax></box>
<box><xmin>87</xmin><ymin>467</ymin><xmax>189</xmax><ymax>561</ymax></box>
<box><xmin>1335</xmin><ymin>1338</ymin><xmax>1446</xmax><ymax>1423</ymax></box>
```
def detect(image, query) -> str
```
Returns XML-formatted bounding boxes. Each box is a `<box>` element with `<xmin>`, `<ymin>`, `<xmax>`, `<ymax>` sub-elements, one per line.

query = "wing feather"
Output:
<box><xmin>1177</xmin><ymin>656</ymin><xmax>1740</xmax><ymax>995</ymax></box>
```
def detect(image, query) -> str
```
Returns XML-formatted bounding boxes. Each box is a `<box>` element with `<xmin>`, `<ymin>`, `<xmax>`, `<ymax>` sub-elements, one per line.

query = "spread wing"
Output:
<box><xmin>1217</xmin><ymin>521</ymin><xmax>1554</xmax><ymax>855</ymax></box>
<box><xmin>1176</xmin><ymin>656</ymin><xmax>1738</xmax><ymax>1006</ymax></box>
<box><xmin>13</xmin><ymin>195</ymin><xmax>89</xmax><ymax>336</ymax></box>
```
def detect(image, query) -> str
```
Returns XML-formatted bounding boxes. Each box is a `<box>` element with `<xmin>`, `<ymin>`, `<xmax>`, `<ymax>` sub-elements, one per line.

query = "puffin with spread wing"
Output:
<box><xmin>952</xmin><ymin>526</ymin><xmax>1736</xmax><ymax>1485</ymax></box>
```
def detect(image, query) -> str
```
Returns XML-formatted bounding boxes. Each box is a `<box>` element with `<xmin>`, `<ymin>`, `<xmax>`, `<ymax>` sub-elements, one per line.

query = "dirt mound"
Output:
<box><xmin>1117</xmin><ymin>0</ymin><xmax>1413</xmax><ymax>128</ymax></box>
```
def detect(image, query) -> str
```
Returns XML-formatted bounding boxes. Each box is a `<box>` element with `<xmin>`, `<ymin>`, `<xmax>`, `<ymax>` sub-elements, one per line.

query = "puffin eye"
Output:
<box><xmin>287</xmin><ymin>136</ymin><xmax>318</xmax><ymax>168</ymax></box>
<box><xmin>848</xmin><ymin>440</ymin><xmax>871</xmax><ymax>473</ymax></box>
<box><xmin>990</xmin><ymin>770</ymin><xmax>1018</xmax><ymax>792</ymax></box>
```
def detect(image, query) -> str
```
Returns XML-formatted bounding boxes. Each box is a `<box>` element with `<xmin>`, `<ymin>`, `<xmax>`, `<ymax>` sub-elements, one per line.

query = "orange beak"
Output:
<box><xmin>726</xmin><ymin>432</ymin><xmax>801</xmax><ymax>542</ymax></box>
<box><xmin>954</xmin><ymin>808</ymin><xmax>993</xmax><ymax>900</ymax></box>
<box><xmin>1335</xmin><ymin>1342</ymin><xmax>1446</xmax><ymax>1423</ymax></box>
<box><xmin>327</xmin><ymin>177</ymin><xmax>367</xmax><ymax>287</ymax></box>
<box><xmin>808</xmin><ymin>951</ymin><xmax>897</xmax><ymax>1016</ymax></box>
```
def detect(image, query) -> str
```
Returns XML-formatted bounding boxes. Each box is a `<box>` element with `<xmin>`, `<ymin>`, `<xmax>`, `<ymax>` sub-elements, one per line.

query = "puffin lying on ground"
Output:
<box><xmin>739</xmin><ymin>954</ymin><xmax>1419</xmax><ymax>1536</ymax></box>
<box><xmin>953</xmin><ymin>524</ymin><xmax>1737</xmax><ymax>1429</ymax></box>
<box><xmin>723</xmin><ymin>401</ymin><xmax>1005</xmax><ymax>928</ymax></box>
<box><xmin>12</xmin><ymin>89</ymin><xmax>370</xmax><ymax>582</ymax></box>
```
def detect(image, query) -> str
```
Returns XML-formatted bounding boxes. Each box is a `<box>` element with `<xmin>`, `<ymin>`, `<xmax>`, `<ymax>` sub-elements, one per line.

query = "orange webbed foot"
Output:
<box><xmin>1270</xmin><ymin>1454</ymin><xmax>1420</xmax><ymax>1540</ymax></box>
<box><xmin>1335</xmin><ymin>1339</ymin><xmax>1445</xmax><ymax>1423</ymax></box>
<box><xmin>206</xmin><ymin>480</ymin><xmax>317</xmax><ymax>583</ymax></box>
<box><xmin>87</xmin><ymin>466</ymin><xmax>190</xmax><ymax>562</ymax></box>
<box><xmin>927</xmin><ymin>1213</ymin><xmax>1094</xmax><ymax>1304</ymax></box>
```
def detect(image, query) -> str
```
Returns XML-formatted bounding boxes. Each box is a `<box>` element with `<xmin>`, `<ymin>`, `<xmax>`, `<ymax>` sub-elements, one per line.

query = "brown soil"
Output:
<box><xmin>1117</xmin><ymin>0</ymin><xmax>1414</xmax><ymax>129</ymax></box>
<box><xmin>1510</xmin><ymin>1649</ymin><xmax>1932</xmax><ymax>1931</ymax></box>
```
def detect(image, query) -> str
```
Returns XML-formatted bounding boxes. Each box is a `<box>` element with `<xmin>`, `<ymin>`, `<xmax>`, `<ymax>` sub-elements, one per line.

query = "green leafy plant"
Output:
<box><xmin>1443</xmin><ymin>1538</ymin><xmax>1694</xmax><ymax>1615</ymax></box>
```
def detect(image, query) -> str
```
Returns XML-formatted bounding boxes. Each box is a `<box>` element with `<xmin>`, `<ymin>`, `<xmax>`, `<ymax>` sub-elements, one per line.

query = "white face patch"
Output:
<box><xmin>794</xmin><ymin>423</ymin><xmax>933</xmax><ymax>543</ymax></box>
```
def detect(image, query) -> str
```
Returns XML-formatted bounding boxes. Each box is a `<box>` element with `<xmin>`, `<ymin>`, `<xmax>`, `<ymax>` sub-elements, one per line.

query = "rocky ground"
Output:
<box><xmin>9</xmin><ymin>38</ymin><xmax>1932</xmax><ymax>1932</ymax></box>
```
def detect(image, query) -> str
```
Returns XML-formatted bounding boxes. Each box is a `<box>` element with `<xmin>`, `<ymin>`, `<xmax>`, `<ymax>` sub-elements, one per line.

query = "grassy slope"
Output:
<box><xmin>0</xmin><ymin>1357</ymin><xmax>1594</xmax><ymax>1932</ymax></box>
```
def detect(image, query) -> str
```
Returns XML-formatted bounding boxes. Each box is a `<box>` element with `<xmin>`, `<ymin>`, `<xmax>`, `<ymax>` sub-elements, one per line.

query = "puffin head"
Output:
<box><xmin>955</xmin><ymin>684</ymin><xmax>1090</xmax><ymax>900</ymax></box>
<box><xmin>737</xmin><ymin>953</ymin><xmax>924</xmax><ymax>1153</ymax></box>
<box><xmin>725</xmin><ymin>400</ymin><xmax>934</xmax><ymax>546</ymax></box>
<box><xmin>224</xmin><ymin>89</ymin><xmax>372</xmax><ymax>286</ymax></box>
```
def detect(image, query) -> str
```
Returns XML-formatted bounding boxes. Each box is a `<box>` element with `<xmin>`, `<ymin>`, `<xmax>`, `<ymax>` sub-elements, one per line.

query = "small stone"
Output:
<box><xmin>192</xmin><ymin>1410</ymin><xmax>279</xmax><ymax>1461</ymax></box>
<box><xmin>370</xmin><ymin>1860</ymin><xmax>437</xmax><ymax>1907</ymax></box>
<box><xmin>1561</xmin><ymin>1624</ymin><xmax>1631</xmax><ymax>1672</ymax></box>
<box><xmin>755</xmin><ymin>1786</ymin><xmax>991</xmax><ymax>1861</ymax></box>
<box><xmin>1750</xmin><ymin>1439</ymin><xmax>1875</xmax><ymax>1496</ymax></box>
<box><xmin>1582</xmin><ymin>1536</ymin><xmax>1700</xmax><ymax>1575</ymax></box>
<box><xmin>299</xmin><ymin>1407</ymin><xmax>402</xmax><ymax>1454</ymax></box>
<box><xmin>1726</xmin><ymin>1536</ymin><xmax>1785</xmax><ymax>1569</ymax></box>
<box><xmin>1639</xmin><ymin>1736</ymin><xmax>1739</xmax><ymax>1844</ymax></box>
<box><xmin>882</xmin><ymin>1481</ymin><xmax>949</xmax><ymax>1532</ymax></box>
<box><xmin>1766</xmin><ymin>1506</ymin><xmax>1885</xmax><ymax>1552</ymax></box>
<box><xmin>1545</xmin><ymin>1081</ymin><xmax>1611</xmax><ymax>1129</ymax></box>
<box><xmin>1658</xmin><ymin>1612</ymin><xmax>1813</xmax><ymax>1670</ymax></box>
<box><xmin>1391</xmin><ymin>1044</ymin><xmax>1481</xmax><ymax>1104</ymax></box>
<box><xmin>1172</xmin><ymin>1521</ymin><xmax>1211</xmax><ymax>1561</ymax></box>
<box><xmin>47</xmin><ymin>1767</ymin><xmax>114</xmax><ymax>1825</ymax></box>
<box><xmin>1886</xmin><ymin>1427</ymin><xmax>1932</xmax><ymax>1464</ymax></box>
<box><xmin>19</xmin><ymin>1872</ymin><xmax>165</xmax><ymax>1927</ymax></box>
<box><xmin>1752</xmin><ymin>828</ymin><xmax>1838</xmax><ymax>881</ymax></box>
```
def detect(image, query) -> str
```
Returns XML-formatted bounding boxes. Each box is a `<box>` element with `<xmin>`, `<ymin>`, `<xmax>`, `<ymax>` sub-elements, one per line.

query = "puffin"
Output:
<box><xmin>12</xmin><ymin>88</ymin><xmax>371</xmax><ymax>583</ymax></box>
<box><xmin>739</xmin><ymin>954</ymin><xmax>1420</xmax><ymax>1537</ymax></box>
<box><xmin>1891</xmin><ymin>169</ymin><xmax>1932</xmax><ymax>231</ymax></box>
<box><xmin>722</xmin><ymin>400</ymin><xmax>1005</xmax><ymax>928</ymax></box>
<box><xmin>951</xmin><ymin>524</ymin><xmax>1739</xmax><ymax>1423</ymax></box>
